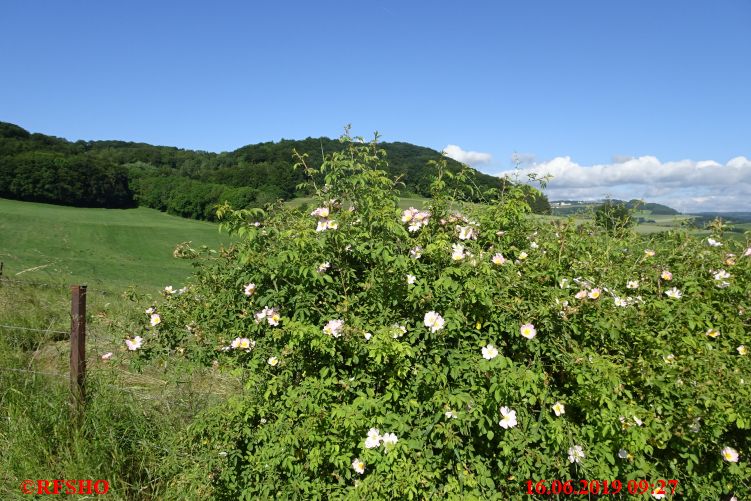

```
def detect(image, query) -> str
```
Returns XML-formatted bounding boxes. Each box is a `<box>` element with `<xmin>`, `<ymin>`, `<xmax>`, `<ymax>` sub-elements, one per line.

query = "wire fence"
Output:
<box><xmin>0</xmin><ymin>365</ymin><xmax>173</xmax><ymax>394</ymax></box>
<box><xmin>2</xmin><ymin>278</ymin><xmax>152</xmax><ymax>408</ymax></box>
<box><xmin>0</xmin><ymin>324</ymin><xmax>69</xmax><ymax>335</ymax></box>
<box><xmin>0</xmin><ymin>366</ymin><xmax>68</xmax><ymax>378</ymax></box>
<box><xmin>0</xmin><ymin>276</ymin><xmax>115</xmax><ymax>296</ymax></box>
<box><xmin>2</xmin><ymin>275</ymin><xmax>240</xmax><ymax>418</ymax></box>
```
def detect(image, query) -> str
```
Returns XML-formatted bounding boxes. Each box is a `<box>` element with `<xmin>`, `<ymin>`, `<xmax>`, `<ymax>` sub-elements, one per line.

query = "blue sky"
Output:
<box><xmin>2</xmin><ymin>1</ymin><xmax>749</xmax><ymax>210</ymax></box>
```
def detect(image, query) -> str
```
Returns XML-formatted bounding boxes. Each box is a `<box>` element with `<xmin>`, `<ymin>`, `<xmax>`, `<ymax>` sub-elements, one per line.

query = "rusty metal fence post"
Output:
<box><xmin>70</xmin><ymin>285</ymin><xmax>87</xmax><ymax>418</ymax></box>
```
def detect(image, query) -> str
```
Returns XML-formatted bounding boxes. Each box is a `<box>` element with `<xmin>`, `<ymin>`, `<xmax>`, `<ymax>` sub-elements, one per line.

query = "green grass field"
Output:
<box><xmin>0</xmin><ymin>198</ymin><xmax>231</xmax><ymax>292</ymax></box>
<box><xmin>2</xmin><ymin>197</ymin><xmax>744</xmax><ymax>295</ymax></box>
<box><xmin>0</xmin><ymin>195</ymin><xmax>425</xmax><ymax>294</ymax></box>
<box><xmin>0</xmin><ymin>200</ymin><xmax>237</xmax><ymax>498</ymax></box>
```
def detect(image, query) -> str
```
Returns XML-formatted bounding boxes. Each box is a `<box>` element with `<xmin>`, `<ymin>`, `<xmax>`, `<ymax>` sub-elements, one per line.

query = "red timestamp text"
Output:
<box><xmin>524</xmin><ymin>479</ymin><xmax>679</xmax><ymax>496</ymax></box>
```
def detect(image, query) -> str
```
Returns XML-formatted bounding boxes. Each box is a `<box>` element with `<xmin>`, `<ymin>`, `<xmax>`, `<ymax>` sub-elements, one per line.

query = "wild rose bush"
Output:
<box><xmin>134</xmin><ymin>134</ymin><xmax>750</xmax><ymax>499</ymax></box>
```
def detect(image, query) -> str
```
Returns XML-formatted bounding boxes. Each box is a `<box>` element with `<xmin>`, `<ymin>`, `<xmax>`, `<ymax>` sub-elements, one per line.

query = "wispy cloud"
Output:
<box><xmin>611</xmin><ymin>155</ymin><xmax>634</xmax><ymax>164</ymax></box>
<box><xmin>443</xmin><ymin>144</ymin><xmax>492</xmax><ymax>166</ymax></box>
<box><xmin>494</xmin><ymin>156</ymin><xmax>751</xmax><ymax>212</ymax></box>
<box><xmin>511</xmin><ymin>152</ymin><xmax>536</xmax><ymax>166</ymax></box>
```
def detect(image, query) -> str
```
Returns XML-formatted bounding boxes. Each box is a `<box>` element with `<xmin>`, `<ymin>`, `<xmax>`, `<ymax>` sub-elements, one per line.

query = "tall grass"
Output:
<box><xmin>0</xmin><ymin>365</ymin><xmax>173</xmax><ymax>499</ymax></box>
<box><xmin>0</xmin><ymin>281</ymin><xmax>237</xmax><ymax>500</ymax></box>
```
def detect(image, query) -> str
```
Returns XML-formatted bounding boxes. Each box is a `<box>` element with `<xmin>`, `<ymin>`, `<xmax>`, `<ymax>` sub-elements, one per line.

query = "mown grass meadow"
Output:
<box><xmin>0</xmin><ymin>197</ymin><xmax>231</xmax><ymax>291</ymax></box>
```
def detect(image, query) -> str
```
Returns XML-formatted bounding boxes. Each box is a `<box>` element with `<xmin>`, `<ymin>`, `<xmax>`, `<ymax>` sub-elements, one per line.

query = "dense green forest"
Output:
<box><xmin>0</xmin><ymin>121</ymin><xmax>550</xmax><ymax>219</ymax></box>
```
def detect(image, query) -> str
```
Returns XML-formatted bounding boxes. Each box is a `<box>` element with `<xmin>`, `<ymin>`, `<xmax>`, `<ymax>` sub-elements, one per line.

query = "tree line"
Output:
<box><xmin>0</xmin><ymin>121</ymin><xmax>550</xmax><ymax>219</ymax></box>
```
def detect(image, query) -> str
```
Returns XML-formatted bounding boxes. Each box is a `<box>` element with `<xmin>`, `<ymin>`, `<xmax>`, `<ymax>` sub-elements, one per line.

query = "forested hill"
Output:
<box><xmin>0</xmin><ymin>121</ymin><xmax>550</xmax><ymax>219</ymax></box>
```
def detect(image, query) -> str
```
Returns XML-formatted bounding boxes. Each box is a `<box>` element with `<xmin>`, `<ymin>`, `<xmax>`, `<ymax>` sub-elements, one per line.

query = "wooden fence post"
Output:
<box><xmin>70</xmin><ymin>285</ymin><xmax>87</xmax><ymax>417</ymax></box>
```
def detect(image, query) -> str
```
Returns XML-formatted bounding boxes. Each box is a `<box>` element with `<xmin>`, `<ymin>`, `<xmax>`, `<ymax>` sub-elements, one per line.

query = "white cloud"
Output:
<box><xmin>494</xmin><ymin>156</ymin><xmax>751</xmax><ymax>212</ymax></box>
<box><xmin>443</xmin><ymin>144</ymin><xmax>492</xmax><ymax>166</ymax></box>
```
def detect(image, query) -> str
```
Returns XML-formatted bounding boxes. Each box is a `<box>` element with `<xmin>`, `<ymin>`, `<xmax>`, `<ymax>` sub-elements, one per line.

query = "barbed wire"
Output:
<box><xmin>0</xmin><ymin>324</ymin><xmax>69</xmax><ymax>335</ymax></box>
<box><xmin>0</xmin><ymin>277</ymin><xmax>115</xmax><ymax>296</ymax></box>
<box><xmin>0</xmin><ymin>277</ymin><xmax>66</xmax><ymax>288</ymax></box>
<box><xmin>1</xmin><ymin>279</ymin><xmax>230</xmax><ymax>407</ymax></box>
<box><xmin>0</xmin><ymin>323</ymin><xmax>154</xmax><ymax>350</ymax></box>
<box><xmin>0</xmin><ymin>366</ymin><xmax>68</xmax><ymax>378</ymax></box>
<box><xmin>1</xmin><ymin>363</ymin><xmax>242</xmax><ymax>410</ymax></box>
<box><xmin>0</xmin><ymin>365</ymin><xmax>171</xmax><ymax>389</ymax></box>
<box><xmin>1</xmin><ymin>366</ymin><xmax>229</xmax><ymax>399</ymax></box>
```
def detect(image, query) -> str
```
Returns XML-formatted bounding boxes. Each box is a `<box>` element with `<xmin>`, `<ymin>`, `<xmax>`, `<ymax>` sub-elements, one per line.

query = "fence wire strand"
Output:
<box><xmin>1</xmin><ymin>276</ymin><xmax>232</xmax><ymax>410</ymax></box>
<box><xmin>0</xmin><ymin>366</ymin><xmax>68</xmax><ymax>378</ymax></box>
<box><xmin>0</xmin><ymin>324</ymin><xmax>69</xmax><ymax>335</ymax></box>
<box><xmin>0</xmin><ymin>276</ymin><xmax>114</xmax><ymax>296</ymax></box>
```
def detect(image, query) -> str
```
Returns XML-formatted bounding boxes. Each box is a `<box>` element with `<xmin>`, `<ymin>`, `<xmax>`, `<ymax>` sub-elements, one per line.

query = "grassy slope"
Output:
<box><xmin>0</xmin><ymin>198</ymin><xmax>230</xmax><ymax>292</ymax></box>
<box><xmin>1</xmin><ymin>196</ymin><xmax>742</xmax><ymax>295</ymax></box>
<box><xmin>1</xmin><ymin>196</ymin><xmax>427</xmax><ymax>294</ymax></box>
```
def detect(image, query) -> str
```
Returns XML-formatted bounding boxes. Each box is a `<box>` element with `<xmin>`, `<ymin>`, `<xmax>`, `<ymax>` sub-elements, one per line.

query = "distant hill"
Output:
<box><xmin>551</xmin><ymin>199</ymin><xmax>679</xmax><ymax>216</ymax></box>
<box><xmin>0</xmin><ymin>121</ymin><xmax>550</xmax><ymax>219</ymax></box>
<box><xmin>690</xmin><ymin>211</ymin><xmax>751</xmax><ymax>222</ymax></box>
<box><xmin>623</xmin><ymin>199</ymin><xmax>680</xmax><ymax>215</ymax></box>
